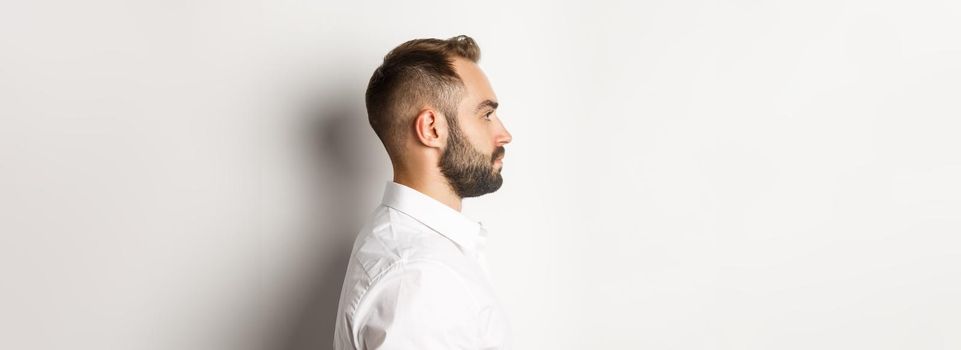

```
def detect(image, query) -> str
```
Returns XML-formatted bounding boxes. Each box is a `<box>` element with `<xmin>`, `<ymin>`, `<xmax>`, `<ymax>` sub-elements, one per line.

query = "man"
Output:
<box><xmin>332</xmin><ymin>35</ymin><xmax>514</xmax><ymax>350</ymax></box>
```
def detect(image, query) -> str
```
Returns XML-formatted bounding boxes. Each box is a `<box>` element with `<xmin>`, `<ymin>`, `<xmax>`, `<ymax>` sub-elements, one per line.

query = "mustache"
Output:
<box><xmin>492</xmin><ymin>146</ymin><xmax>505</xmax><ymax>161</ymax></box>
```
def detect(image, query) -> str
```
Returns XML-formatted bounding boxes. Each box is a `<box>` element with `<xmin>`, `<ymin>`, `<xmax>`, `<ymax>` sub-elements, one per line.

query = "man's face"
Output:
<box><xmin>438</xmin><ymin>58</ymin><xmax>513</xmax><ymax>198</ymax></box>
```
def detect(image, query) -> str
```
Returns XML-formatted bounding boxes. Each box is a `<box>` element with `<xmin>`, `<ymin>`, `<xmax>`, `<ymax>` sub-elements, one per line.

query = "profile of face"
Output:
<box><xmin>438</xmin><ymin>58</ymin><xmax>513</xmax><ymax>198</ymax></box>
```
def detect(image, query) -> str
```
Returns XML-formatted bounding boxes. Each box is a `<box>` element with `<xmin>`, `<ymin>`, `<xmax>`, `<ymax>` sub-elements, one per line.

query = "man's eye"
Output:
<box><xmin>484</xmin><ymin>111</ymin><xmax>494</xmax><ymax>120</ymax></box>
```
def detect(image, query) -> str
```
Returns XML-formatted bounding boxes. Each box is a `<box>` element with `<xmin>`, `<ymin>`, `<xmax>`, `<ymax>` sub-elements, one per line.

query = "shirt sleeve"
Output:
<box><xmin>353</xmin><ymin>260</ymin><xmax>482</xmax><ymax>350</ymax></box>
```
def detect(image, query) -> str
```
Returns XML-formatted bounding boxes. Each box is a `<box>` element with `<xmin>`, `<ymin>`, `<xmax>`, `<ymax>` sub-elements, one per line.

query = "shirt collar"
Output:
<box><xmin>380</xmin><ymin>181</ymin><xmax>488</xmax><ymax>255</ymax></box>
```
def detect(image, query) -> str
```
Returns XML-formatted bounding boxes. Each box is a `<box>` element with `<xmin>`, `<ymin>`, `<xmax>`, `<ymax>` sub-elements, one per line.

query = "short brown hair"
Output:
<box><xmin>365</xmin><ymin>35</ymin><xmax>481</xmax><ymax>160</ymax></box>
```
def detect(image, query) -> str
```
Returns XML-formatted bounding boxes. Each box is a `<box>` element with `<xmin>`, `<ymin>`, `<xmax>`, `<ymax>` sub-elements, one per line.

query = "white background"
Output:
<box><xmin>2</xmin><ymin>0</ymin><xmax>959</xmax><ymax>349</ymax></box>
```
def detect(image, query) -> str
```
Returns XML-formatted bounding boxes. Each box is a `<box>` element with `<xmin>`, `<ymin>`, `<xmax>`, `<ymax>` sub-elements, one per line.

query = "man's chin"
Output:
<box><xmin>463</xmin><ymin>179</ymin><xmax>503</xmax><ymax>198</ymax></box>
<box><xmin>488</xmin><ymin>176</ymin><xmax>504</xmax><ymax>193</ymax></box>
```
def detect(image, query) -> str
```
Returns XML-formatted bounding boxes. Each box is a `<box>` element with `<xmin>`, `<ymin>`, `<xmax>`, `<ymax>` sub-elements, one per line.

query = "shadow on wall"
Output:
<box><xmin>267</xmin><ymin>89</ymin><xmax>382</xmax><ymax>350</ymax></box>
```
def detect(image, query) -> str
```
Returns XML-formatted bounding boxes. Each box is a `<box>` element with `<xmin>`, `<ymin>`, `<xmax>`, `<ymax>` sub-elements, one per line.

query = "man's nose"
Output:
<box><xmin>497</xmin><ymin>122</ymin><xmax>512</xmax><ymax>145</ymax></box>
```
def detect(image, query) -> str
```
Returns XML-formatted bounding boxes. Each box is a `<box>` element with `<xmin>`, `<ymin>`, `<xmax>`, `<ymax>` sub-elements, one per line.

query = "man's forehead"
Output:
<box><xmin>453</xmin><ymin>58</ymin><xmax>497</xmax><ymax>103</ymax></box>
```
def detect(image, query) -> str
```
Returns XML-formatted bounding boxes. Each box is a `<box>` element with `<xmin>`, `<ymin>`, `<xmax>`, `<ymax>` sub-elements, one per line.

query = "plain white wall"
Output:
<box><xmin>2</xmin><ymin>0</ymin><xmax>959</xmax><ymax>349</ymax></box>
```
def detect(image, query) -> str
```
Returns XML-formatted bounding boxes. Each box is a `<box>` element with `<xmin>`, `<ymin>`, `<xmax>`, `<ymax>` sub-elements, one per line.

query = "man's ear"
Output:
<box><xmin>413</xmin><ymin>108</ymin><xmax>447</xmax><ymax>149</ymax></box>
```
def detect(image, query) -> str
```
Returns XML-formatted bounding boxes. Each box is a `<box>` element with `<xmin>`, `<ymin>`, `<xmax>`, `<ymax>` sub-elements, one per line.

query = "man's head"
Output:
<box><xmin>365</xmin><ymin>35</ymin><xmax>512</xmax><ymax>198</ymax></box>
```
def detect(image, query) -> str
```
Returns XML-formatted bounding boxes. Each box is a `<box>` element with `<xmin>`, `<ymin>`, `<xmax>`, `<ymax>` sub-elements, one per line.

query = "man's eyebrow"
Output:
<box><xmin>475</xmin><ymin>99</ymin><xmax>499</xmax><ymax>113</ymax></box>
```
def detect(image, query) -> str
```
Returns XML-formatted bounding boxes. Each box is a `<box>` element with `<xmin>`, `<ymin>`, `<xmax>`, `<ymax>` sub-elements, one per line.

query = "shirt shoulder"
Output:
<box><xmin>351</xmin><ymin>205</ymin><xmax>470</xmax><ymax>280</ymax></box>
<box><xmin>333</xmin><ymin>204</ymin><xmax>512</xmax><ymax>350</ymax></box>
<box><xmin>354</xmin><ymin>258</ymin><xmax>483</xmax><ymax>349</ymax></box>
<box><xmin>337</xmin><ymin>205</ymin><xmax>476</xmax><ymax>316</ymax></box>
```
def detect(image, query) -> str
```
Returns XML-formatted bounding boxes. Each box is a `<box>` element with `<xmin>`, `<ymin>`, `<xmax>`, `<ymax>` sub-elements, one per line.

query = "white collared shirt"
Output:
<box><xmin>333</xmin><ymin>181</ymin><xmax>513</xmax><ymax>350</ymax></box>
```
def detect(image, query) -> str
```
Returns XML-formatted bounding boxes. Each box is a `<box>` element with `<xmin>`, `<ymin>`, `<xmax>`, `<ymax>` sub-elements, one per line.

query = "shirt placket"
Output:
<box><xmin>475</xmin><ymin>225</ymin><xmax>492</xmax><ymax>282</ymax></box>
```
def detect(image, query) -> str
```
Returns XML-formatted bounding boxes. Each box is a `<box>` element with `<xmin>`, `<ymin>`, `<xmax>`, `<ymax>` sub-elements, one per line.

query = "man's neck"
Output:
<box><xmin>393</xmin><ymin>172</ymin><xmax>463</xmax><ymax>212</ymax></box>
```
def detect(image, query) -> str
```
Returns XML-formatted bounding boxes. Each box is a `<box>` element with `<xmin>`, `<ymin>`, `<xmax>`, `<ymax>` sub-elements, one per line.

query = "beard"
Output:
<box><xmin>438</xmin><ymin>117</ymin><xmax>506</xmax><ymax>198</ymax></box>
